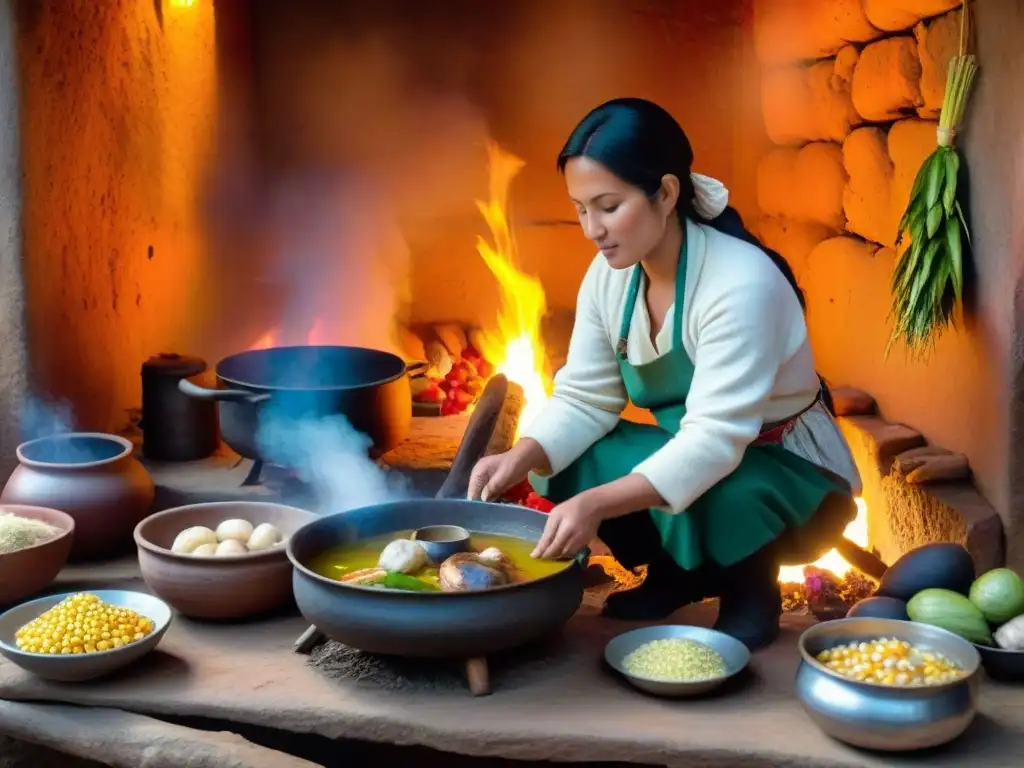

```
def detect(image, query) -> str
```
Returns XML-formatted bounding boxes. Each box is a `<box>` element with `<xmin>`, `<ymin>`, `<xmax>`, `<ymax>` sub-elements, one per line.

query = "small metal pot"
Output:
<box><xmin>141</xmin><ymin>353</ymin><xmax>219</xmax><ymax>461</ymax></box>
<box><xmin>795</xmin><ymin>617</ymin><xmax>981</xmax><ymax>752</ymax></box>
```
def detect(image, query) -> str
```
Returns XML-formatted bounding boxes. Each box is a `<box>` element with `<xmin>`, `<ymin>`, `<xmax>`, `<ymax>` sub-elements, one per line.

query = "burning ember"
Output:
<box><xmin>778</xmin><ymin>497</ymin><xmax>869</xmax><ymax>583</ymax></box>
<box><xmin>779</xmin><ymin>498</ymin><xmax>877</xmax><ymax>615</ymax></box>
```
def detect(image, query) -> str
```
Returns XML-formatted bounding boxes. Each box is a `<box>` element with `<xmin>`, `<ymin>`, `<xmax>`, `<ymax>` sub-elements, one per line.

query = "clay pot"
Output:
<box><xmin>1</xmin><ymin>433</ymin><xmax>155</xmax><ymax>561</ymax></box>
<box><xmin>0</xmin><ymin>505</ymin><xmax>75</xmax><ymax>605</ymax></box>
<box><xmin>134</xmin><ymin>501</ymin><xmax>317</xmax><ymax>620</ymax></box>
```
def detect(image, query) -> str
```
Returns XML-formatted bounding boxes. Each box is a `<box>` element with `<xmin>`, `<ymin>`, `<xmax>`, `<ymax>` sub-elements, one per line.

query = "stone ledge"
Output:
<box><xmin>839</xmin><ymin>412</ymin><xmax>1004</xmax><ymax>572</ymax></box>
<box><xmin>0</xmin><ymin>701</ymin><xmax>323</xmax><ymax>768</ymax></box>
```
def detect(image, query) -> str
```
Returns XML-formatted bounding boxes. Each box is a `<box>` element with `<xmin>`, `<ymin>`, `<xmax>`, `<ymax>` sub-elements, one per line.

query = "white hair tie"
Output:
<box><xmin>691</xmin><ymin>173</ymin><xmax>729</xmax><ymax>220</ymax></box>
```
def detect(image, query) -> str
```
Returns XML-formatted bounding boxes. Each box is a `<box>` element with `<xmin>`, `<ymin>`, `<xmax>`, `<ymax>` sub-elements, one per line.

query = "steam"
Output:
<box><xmin>255</xmin><ymin>407</ymin><xmax>409</xmax><ymax>515</ymax></box>
<box><xmin>19</xmin><ymin>395</ymin><xmax>76</xmax><ymax>442</ymax></box>
<box><xmin>15</xmin><ymin>394</ymin><xmax>121</xmax><ymax>465</ymax></box>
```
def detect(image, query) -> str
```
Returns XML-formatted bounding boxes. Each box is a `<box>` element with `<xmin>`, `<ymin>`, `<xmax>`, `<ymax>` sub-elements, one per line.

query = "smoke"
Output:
<box><xmin>255</xmin><ymin>406</ymin><xmax>410</xmax><ymax>515</ymax></box>
<box><xmin>262</xmin><ymin>173</ymin><xmax>411</xmax><ymax>355</ymax></box>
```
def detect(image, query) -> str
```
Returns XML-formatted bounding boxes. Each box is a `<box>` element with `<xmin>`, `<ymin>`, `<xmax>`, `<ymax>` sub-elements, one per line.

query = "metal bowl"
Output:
<box><xmin>0</xmin><ymin>590</ymin><xmax>172</xmax><ymax>682</ymax></box>
<box><xmin>411</xmin><ymin>524</ymin><xmax>471</xmax><ymax>563</ymax></box>
<box><xmin>973</xmin><ymin>642</ymin><xmax>1024</xmax><ymax>682</ymax></box>
<box><xmin>796</xmin><ymin>618</ymin><xmax>981</xmax><ymax>751</ymax></box>
<box><xmin>604</xmin><ymin>624</ymin><xmax>751</xmax><ymax>698</ymax></box>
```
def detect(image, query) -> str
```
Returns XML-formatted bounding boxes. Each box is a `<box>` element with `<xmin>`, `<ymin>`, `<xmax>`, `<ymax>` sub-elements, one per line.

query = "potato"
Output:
<box><xmin>378</xmin><ymin>539</ymin><xmax>428</xmax><ymax>574</ymax></box>
<box><xmin>216</xmin><ymin>518</ymin><xmax>254</xmax><ymax>544</ymax></box>
<box><xmin>215</xmin><ymin>539</ymin><xmax>248</xmax><ymax>557</ymax></box>
<box><xmin>192</xmin><ymin>543</ymin><xmax>218</xmax><ymax>557</ymax></box>
<box><xmin>247</xmin><ymin>523</ymin><xmax>283</xmax><ymax>551</ymax></box>
<box><xmin>171</xmin><ymin>526</ymin><xmax>217</xmax><ymax>554</ymax></box>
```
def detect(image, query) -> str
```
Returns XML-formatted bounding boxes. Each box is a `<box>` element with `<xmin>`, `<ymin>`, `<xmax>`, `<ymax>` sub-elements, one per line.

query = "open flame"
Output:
<box><xmin>249</xmin><ymin>318</ymin><xmax>327</xmax><ymax>350</ymax></box>
<box><xmin>778</xmin><ymin>497</ymin><xmax>869</xmax><ymax>582</ymax></box>
<box><xmin>471</xmin><ymin>142</ymin><xmax>551</xmax><ymax>434</ymax></box>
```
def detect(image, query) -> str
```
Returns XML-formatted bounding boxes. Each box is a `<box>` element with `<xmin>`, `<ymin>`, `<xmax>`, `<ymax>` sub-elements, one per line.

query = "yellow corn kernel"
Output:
<box><xmin>817</xmin><ymin>636</ymin><xmax>966</xmax><ymax>687</ymax></box>
<box><xmin>13</xmin><ymin>594</ymin><xmax>154</xmax><ymax>656</ymax></box>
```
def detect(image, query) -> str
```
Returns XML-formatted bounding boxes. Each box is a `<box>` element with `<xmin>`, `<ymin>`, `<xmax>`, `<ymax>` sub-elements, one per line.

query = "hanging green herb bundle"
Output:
<box><xmin>887</xmin><ymin>3</ymin><xmax>978</xmax><ymax>359</ymax></box>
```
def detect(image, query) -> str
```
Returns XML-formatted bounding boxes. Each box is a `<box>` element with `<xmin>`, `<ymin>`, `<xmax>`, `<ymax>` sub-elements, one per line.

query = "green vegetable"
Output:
<box><xmin>887</xmin><ymin>5</ymin><xmax>978</xmax><ymax>360</ymax></box>
<box><xmin>383</xmin><ymin>572</ymin><xmax>440</xmax><ymax>592</ymax></box>
<box><xmin>907</xmin><ymin>588</ymin><xmax>993</xmax><ymax>646</ymax></box>
<box><xmin>969</xmin><ymin>568</ymin><xmax>1024</xmax><ymax>625</ymax></box>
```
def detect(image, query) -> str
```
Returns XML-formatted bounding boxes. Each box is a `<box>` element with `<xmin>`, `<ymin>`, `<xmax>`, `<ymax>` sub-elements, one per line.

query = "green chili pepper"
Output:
<box><xmin>383</xmin><ymin>572</ymin><xmax>440</xmax><ymax>592</ymax></box>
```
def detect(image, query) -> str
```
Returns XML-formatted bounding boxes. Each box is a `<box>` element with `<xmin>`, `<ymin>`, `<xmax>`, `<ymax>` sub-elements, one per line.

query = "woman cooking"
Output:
<box><xmin>467</xmin><ymin>98</ymin><xmax>861</xmax><ymax>651</ymax></box>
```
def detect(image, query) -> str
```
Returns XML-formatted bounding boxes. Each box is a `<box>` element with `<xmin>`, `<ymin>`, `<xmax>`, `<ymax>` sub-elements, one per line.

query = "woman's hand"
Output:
<box><xmin>531</xmin><ymin>493</ymin><xmax>602</xmax><ymax>560</ymax></box>
<box><xmin>467</xmin><ymin>438</ymin><xmax>551</xmax><ymax>502</ymax></box>
<box><xmin>531</xmin><ymin>474</ymin><xmax>669</xmax><ymax>560</ymax></box>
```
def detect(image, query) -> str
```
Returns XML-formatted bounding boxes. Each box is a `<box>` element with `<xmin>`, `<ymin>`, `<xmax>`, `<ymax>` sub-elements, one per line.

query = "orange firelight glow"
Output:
<box><xmin>777</xmin><ymin>497</ymin><xmax>870</xmax><ymax>582</ymax></box>
<box><xmin>471</xmin><ymin>142</ymin><xmax>551</xmax><ymax>435</ymax></box>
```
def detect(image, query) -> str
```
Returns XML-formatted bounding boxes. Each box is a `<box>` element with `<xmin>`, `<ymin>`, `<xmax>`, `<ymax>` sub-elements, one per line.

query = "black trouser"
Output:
<box><xmin>597</xmin><ymin>510</ymin><xmax>664</xmax><ymax>570</ymax></box>
<box><xmin>598</xmin><ymin>509</ymin><xmax>780</xmax><ymax>597</ymax></box>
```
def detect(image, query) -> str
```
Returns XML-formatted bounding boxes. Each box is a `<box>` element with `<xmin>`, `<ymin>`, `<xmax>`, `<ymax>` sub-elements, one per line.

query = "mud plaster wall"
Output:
<box><xmin>0</xmin><ymin>0</ymin><xmax>26</xmax><ymax>480</ymax></box>
<box><xmin>228</xmin><ymin>0</ymin><xmax>765</xmax><ymax>339</ymax></box>
<box><xmin>753</xmin><ymin>0</ymin><xmax>1024</xmax><ymax>568</ymax></box>
<box><xmin>14</xmin><ymin>0</ymin><xmax>218</xmax><ymax>437</ymax></box>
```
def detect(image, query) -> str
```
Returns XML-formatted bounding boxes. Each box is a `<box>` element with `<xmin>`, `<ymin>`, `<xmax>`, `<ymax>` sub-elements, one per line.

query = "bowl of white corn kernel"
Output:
<box><xmin>604</xmin><ymin>624</ymin><xmax>751</xmax><ymax>697</ymax></box>
<box><xmin>0</xmin><ymin>590</ymin><xmax>172</xmax><ymax>682</ymax></box>
<box><xmin>796</xmin><ymin>617</ymin><xmax>981</xmax><ymax>752</ymax></box>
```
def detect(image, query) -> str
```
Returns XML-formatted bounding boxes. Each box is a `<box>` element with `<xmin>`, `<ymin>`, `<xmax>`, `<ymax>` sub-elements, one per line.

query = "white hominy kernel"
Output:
<box><xmin>622</xmin><ymin>638</ymin><xmax>727</xmax><ymax>683</ymax></box>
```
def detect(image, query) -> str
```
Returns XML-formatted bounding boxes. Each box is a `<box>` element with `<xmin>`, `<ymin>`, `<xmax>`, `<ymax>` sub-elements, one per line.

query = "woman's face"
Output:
<box><xmin>564</xmin><ymin>156</ymin><xmax>678</xmax><ymax>270</ymax></box>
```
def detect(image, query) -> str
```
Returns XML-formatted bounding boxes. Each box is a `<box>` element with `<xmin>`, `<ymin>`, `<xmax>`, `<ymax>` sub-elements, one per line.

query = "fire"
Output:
<box><xmin>778</xmin><ymin>497</ymin><xmax>869</xmax><ymax>582</ymax></box>
<box><xmin>471</xmin><ymin>142</ymin><xmax>551</xmax><ymax>434</ymax></box>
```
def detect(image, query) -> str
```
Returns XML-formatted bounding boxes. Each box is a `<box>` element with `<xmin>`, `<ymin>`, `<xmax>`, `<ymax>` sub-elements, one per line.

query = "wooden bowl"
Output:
<box><xmin>0</xmin><ymin>505</ymin><xmax>75</xmax><ymax>606</ymax></box>
<box><xmin>0</xmin><ymin>590</ymin><xmax>171</xmax><ymax>682</ymax></box>
<box><xmin>134</xmin><ymin>501</ymin><xmax>317</xmax><ymax>620</ymax></box>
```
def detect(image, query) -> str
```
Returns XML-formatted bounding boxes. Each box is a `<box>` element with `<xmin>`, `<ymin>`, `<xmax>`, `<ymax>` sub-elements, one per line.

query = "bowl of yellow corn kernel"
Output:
<box><xmin>0</xmin><ymin>590</ymin><xmax>172</xmax><ymax>682</ymax></box>
<box><xmin>796</xmin><ymin>617</ymin><xmax>981</xmax><ymax>752</ymax></box>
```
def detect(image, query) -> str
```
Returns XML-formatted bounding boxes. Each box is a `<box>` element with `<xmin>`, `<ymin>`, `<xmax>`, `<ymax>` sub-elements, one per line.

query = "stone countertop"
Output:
<box><xmin>2</xmin><ymin>562</ymin><xmax>1024</xmax><ymax>767</ymax></box>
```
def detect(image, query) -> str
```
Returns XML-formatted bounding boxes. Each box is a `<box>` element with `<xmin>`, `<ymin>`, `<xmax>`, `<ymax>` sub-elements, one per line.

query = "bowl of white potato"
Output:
<box><xmin>134</xmin><ymin>501</ymin><xmax>318</xmax><ymax>620</ymax></box>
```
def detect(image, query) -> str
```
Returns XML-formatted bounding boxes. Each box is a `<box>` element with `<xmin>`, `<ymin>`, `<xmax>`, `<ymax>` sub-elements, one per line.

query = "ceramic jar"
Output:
<box><xmin>2</xmin><ymin>433</ymin><xmax>155</xmax><ymax>560</ymax></box>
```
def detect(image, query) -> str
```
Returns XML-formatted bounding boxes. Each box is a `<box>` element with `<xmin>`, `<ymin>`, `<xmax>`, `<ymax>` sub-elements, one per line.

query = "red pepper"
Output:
<box><xmin>503</xmin><ymin>479</ymin><xmax>534</xmax><ymax>503</ymax></box>
<box><xmin>525</xmin><ymin>492</ymin><xmax>555</xmax><ymax>513</ymax></box>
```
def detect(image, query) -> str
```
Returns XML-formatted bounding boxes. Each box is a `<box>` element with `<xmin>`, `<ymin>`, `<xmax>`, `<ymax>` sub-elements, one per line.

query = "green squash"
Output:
<box><xmin>969</xmin><ymin>568</ymin><xmax>1024</xmax><ymax>625</ymax></box>
<box><xmin>907</xmin><ymin>588</ymin><xmax>993</xmax><ymax>645</ymax></box>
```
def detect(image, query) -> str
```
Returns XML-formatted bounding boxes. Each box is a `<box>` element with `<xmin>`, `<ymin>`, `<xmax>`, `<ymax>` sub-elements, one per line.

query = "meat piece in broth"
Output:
<box><xmin>439</xmin><ymin>551</ymin><xmax>516</xmax><ymax>592</ymax></box>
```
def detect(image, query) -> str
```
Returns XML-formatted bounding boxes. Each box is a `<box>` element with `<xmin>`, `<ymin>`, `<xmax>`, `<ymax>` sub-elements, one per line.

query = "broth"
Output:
<box><xmin>310</xmin><ymin>530</ymin><xmax>570</xmax><ymax>589</ymax></box>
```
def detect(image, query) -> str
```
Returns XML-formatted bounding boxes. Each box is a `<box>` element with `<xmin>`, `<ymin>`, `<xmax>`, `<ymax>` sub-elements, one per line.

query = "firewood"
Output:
<box><xmin>433</xmin><ymin>323</ymin><xmax>468</xmax><ymax>358</ymax></box>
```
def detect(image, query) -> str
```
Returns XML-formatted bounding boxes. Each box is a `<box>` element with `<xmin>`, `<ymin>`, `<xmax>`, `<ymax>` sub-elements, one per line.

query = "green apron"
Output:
<box><xmin>531</xmin><ymin>236</ymin><xmax>854</xmax><ymax>571</ymax></box>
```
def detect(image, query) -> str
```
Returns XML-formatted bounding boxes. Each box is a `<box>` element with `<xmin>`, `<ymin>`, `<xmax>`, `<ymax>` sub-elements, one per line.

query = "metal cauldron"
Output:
<box><xmin>287</xmin><ymin>499</ymin><xmax>587</xmax><ymax>658</ymax></box>
<box><xmin>795</xmin><ymin>617</ymin><xmax>981</xmax><ymax>752</ymax></box>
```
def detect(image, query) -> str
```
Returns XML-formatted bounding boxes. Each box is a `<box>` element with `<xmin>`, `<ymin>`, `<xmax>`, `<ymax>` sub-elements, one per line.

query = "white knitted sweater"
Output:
<box><xmin>521</xmin><ymin>218</ymin><xmax>826</xmax><ymax>514</ymax></box>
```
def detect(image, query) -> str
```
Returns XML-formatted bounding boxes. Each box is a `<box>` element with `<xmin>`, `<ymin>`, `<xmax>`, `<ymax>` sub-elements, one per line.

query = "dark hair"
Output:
<box><xmin>559</xmin><ymin>97</ymin><xmax>835</xmax><ymax>413</ymax></box>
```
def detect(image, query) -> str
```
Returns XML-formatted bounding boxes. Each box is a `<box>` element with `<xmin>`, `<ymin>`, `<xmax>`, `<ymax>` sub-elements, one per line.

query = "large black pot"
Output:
<box><xmin>178</xmin><ymin>345</ymin><xmax>426</xmax><ymax>461</ymax></box>
<box><xmin>287</xmin><ymin>499</ymin><xmax>588</xmax><ymax>658</ymax></box>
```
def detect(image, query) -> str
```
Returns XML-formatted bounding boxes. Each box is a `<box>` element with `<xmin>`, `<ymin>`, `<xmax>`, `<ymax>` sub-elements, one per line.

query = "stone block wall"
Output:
<box><xmin>754</xmin><ymin>2</ymin><xmax>963</xmax><ymax>285</ymax></box>
<box><xmin>753</xmin><ymin>0</ymin><xmax>1007</xmax><ymax>566</ymax></box>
